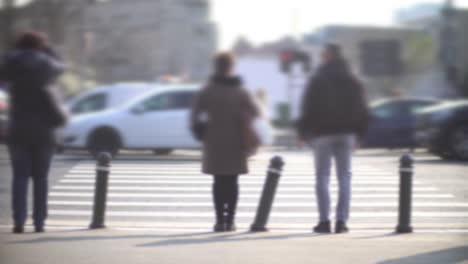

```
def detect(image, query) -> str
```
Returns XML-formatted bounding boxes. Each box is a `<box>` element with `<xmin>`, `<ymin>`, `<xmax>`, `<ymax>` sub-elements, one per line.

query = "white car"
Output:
<box><xmin>59</xmin><ymin>84</ymin><xmax>273</xmax><ymax>156</ymax></box>
<box><xmin>66</xmin><ymin>82</ymin><xmax>155</xmax><ymax>115</ymax></box>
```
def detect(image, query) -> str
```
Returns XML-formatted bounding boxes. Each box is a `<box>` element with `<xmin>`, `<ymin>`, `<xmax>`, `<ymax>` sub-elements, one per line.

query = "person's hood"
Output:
<box><xmin>318</xmin><ymin>59</ymin><xmax>350</xmax><ymax>77</ymax></box>
<box><xmin>210</xmin><ymin>75</ymin><xmax>243</xmax><ymax>87</ymax></box>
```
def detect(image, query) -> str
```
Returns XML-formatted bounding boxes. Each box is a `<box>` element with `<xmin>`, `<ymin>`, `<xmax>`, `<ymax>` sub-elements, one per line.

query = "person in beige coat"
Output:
<box><xmin>190</xmin><ymin>53</ymin><xmax>259</xmax><ymax>232</ymax></box>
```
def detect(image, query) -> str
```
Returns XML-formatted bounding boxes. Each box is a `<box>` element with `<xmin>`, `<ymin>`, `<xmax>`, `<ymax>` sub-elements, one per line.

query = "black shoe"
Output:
<box><xmin>12</xmin><ymin>226</ymin><xmax>24</xmax><ymax>234</ymax></box>
<box><xmin>335</xmin><ymin>221</ymin><xmax>349</xmax><ymax>234</ymax></box>
<box><xmin>313</xmin><ymin>221</ymin><xmax>331</xmax><ymax>233</ymax></box>
<box><xmin>225</xmin><ymin>222</ymin><xmax>236</xmax><ymax>232</ymax></box>
<box><xmin>213</xmin><ymin>223</ymin><xmax>225</xmax><ymax>232</ymax></box>
<box><xmin>35</xmin><ymin>226</ymin><xmax>45</xmax><ymax>233</ymax></box>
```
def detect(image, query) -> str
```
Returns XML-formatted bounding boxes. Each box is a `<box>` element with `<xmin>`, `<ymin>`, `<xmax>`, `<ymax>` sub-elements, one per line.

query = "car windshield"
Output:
<box><xmin>126</xmin><ymin>85</ymin><xmax>199</xmax><ymax>110</ymax></box>
<box><xmin>71</xmin><ymin>93</ymin><xmax>107</xmax><ymax>114</ymax></box>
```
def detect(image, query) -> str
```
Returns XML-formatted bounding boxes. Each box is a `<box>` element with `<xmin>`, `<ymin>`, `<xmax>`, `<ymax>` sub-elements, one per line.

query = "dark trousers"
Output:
<box><xmin>212</xmin><ymin>175</ymin><xmax>239</xmax><ymax>223</ymax></box>
<box><xmin>8</xmin><ymin>142</ymin><xmax>54</xmax><ymax>227</ymax></box>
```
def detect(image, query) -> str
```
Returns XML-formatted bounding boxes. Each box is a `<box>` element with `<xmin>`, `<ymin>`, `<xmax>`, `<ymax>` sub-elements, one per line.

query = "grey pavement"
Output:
<box><xmin>1</xmin><ymin>229</ymin><xmax>468</xmax><ymax>264</ymax></box>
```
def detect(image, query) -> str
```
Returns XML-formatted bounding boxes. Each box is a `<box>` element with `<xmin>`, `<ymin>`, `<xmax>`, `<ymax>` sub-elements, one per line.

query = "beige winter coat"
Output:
<box><xmin>190</xmin><ymin>76</ymin><xmax>259</xmax><ymax>175</ymax></box>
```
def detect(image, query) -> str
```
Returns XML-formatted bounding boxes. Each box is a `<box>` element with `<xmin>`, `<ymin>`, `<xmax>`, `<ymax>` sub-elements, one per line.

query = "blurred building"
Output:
<box><xmin>0</xmin><ymin>0</ymin><xmax>217</xmax><ymax>86</ymax></box>
<box><xmin>304</xmin><ymin>25</ymin><xmax>435</xmax><ymax>99</ymax></box>
<box><xmin>84</xmin><ymin>0</ymin><xmax>217</xmax><ymax>83</ymax></box>
<box><xmin>396</xmin><ymin>2</ymin><xmax>468</xmax><ymax>89</ymax></box>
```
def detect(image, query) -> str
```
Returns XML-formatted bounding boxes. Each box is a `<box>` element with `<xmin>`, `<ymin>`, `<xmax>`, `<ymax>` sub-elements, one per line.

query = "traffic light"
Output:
<box><xmin>280</xmin><ymin>51</ymin><xmax>293</xmax><ymax>73</ymax></box>
<box><xmin>279</xmin><ymin>50</ymin><xmax>312</xmax><ymax>74</ymax></box>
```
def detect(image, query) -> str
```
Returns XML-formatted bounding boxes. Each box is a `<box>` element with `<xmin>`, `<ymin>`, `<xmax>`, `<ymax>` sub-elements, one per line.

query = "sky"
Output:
<box><xmin>212</xmin><ymin>0</ymin><xmax>468</xmax><ymax>49</ymax></box>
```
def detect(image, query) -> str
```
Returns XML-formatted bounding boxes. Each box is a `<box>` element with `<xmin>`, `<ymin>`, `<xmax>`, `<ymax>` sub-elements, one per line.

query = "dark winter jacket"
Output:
<box><xmin>0</xmin><ymin>49</ymin><xmax>66</xmax><ymax>144</ymax></box>
<box><xmin>297</xmin><ymin>59</ymin><xmax>370</xmax><ymax>140</ymax></box>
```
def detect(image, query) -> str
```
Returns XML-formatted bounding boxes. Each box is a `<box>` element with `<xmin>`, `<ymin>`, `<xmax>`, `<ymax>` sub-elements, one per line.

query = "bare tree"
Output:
<box><xmin>2</xmin><ymin>0</ymin><xmax>16</xmax><ymax>49</ymax></box>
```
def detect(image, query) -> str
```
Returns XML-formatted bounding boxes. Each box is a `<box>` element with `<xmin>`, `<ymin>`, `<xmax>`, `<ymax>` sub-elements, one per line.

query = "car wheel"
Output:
<box><xmin>153</xmin><ymin>149</ymin><xmax>173</xmax><ymax>156</ymax></box>
<box><xmin>450</xmin><ymin>125</ymin><xmax>468</xmax><ymax>161</ymax></box>
<box><xmin>87</xmin><ymin>128</ymin><xmax>121</xmax><ymax>159</ymax></box>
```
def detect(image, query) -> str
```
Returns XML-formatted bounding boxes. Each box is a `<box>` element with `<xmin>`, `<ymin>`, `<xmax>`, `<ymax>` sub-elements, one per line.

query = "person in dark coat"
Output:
<box><xmin>191</xmin><ymin>53</ymin><xmax>259</xmax><ymax>232</ymax></box>
<box><xmin>297</xmin><ymin>44</ymin><xmax>369</xmax><ymax>234</ymax></box>
<box><xmin>0</xmin><ymin>32</ymin><xmax>67</xmax><ymax>233</ymax></box>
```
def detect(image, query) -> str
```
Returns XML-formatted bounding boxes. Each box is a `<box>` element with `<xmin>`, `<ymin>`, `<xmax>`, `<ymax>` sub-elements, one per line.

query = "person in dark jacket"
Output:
<box><xmin>191</xmin><ymin>53</ymin><xmax>259</xmax><ymax>232</ymax></box>
<box><xmin>297</xmin><ymin>44</ymin><xmax>369</xmax><ymax>234</ymax></box>
<box><xmin>0</xmin><ymin>32</ymin><xmax>67</xmax><ymax>233</ymax></box>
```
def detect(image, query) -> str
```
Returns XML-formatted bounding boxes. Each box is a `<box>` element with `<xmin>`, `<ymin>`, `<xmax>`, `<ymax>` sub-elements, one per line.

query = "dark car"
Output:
<box><xmin>415</xmin><ymin>100</ymin><xmax>468</xmax><ymax>161</ymax></box>
<box><xmin>0</xmin><ymin>90</ymin><xmax>8</xmax><ymax>143</ymax></box>
<box><xmin>364</xmin><ymin>98</ymin><xmax>439</xmax><ymax>149</ymax></box>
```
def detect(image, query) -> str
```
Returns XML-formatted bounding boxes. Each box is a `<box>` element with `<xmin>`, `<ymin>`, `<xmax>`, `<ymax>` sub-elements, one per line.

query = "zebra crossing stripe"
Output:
<box><xmin>52</xmin><ymin>185</ymin><xmax>439</xmax><ymax>192</ymax></box>
<box><xmin>64</xmin><ymin>175</ymin><xmax>410</xmax><ymax>185</ymax></box>
<box><xmin>49</xmin><ymin>192</ymin><xmax>454</xmax><ymax>198</ymax></box>
<box><xmin>47</xmin><ymin>210</ymin><xmax>468</xmax><ymax>218</ymax></box>
<box><xmin>48</xmin><ymin>200</ymin><xmax>468</xmax><ymax>208</ymax></box>
<box><xmin>63</xmin><ymin>175</ymin><xmax>401</xmax><ymax>181</ymax></box>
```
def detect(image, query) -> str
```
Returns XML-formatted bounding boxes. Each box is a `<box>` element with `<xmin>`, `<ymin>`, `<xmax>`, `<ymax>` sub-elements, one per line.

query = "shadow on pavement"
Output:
<box><xmin>351</xmin><ymin>232</ymin><xmax>402</xmax><ymax>240</ymax></box>
<box><xmin>7</xmin><ymin>231</ymin><xmax>214</xmax><ymax>244</ymax></box>
<box><xmin>378</xmin><ymin>246</ymin><xmax>468</xmax><ymax>264</ymax></box>
<box><xmin>8</xmin><ymin>231</ymin><xmax>324</xmax><ymax>247</ymax></box>
<box><xmin>134</xmin><ymin>232</ymin><xmax>323</xmax><ymax>247</ymax></box>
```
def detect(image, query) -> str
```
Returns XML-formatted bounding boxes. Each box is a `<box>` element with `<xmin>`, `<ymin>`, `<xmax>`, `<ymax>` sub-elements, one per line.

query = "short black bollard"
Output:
<box><xmin>89</xmin><ymin>152</ymin><xmax>112</xmax><ymax>229</ymax></box>
<box><xmin>250</xmin><ymin>156</ymin><xmax>285</xmax><ymax>232</ymax></box>
<box><xmin>396</xmin><ymin>154</ymin><xmax>414</xmax><ymax>233</ymax></box>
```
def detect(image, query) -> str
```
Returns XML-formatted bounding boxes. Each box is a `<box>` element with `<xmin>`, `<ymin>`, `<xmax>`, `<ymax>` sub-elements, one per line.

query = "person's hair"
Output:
<box><xmin>214</xmin><ymin>52</ymin><xmax>235</xmax><ymax>76</ymax></box>
<box><xmin>14</xmin><ymin>31</ymin><xmax>47</xmax><ymax>50</ymax></box>
<box><xmin>325</xmin><ymin>43</ymin><xmax>343</xmax><ymax>61</ymax></box>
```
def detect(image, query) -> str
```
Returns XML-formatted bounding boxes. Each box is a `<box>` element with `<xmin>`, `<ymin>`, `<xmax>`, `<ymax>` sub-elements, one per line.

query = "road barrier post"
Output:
<box><xmin>89</xmin><ymin>152</ymin><xmax>111</xmax><ymax>229</ymax></box>
<box><xmin>250</xmin><ymin>156</ymin><xmax>285</xmax><ymax>232</ymax></box>
<box><xmin>396</xmin><ymin>154</ymin><xmax>414</xmax><ymax>233</ymax></box>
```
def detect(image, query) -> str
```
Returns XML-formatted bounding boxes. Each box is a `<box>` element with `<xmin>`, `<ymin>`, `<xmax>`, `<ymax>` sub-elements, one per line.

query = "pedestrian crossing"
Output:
<box><xmin>45</xmin><ymin>153</ymin><xmax>468</xmax><ymax>231</ymax></box>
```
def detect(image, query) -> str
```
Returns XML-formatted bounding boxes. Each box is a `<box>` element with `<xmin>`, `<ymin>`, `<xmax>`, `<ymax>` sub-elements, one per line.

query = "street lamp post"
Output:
<box><xmin>3</xmin><ymin>0</ymin><xmax>16</xmax><ymax>50</ymax></box>
<box><xmin>440</xmin><ymin>0</ymin><xmax>459</xmax><ymax>94</ymax></box>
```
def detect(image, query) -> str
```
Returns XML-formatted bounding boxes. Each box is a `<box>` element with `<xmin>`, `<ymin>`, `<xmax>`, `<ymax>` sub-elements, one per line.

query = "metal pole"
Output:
<box><xmin>250</xmin><ymin>156</ymin><xmax>285</xmax><ymax>232</ymax></box>
<box><xmin>396</xmin><ymin>154</ymin><xmax>414</xmax><ymax>233</ymax></box>
<box><xmin>89</xmin><ymin>152</ymin><xmax>111</xmax><ymax>229</ymax></box>
<box><xmin>3</xmin><ymin>0</ymin><xmax>16</xmax><ymax>50</ymax></box>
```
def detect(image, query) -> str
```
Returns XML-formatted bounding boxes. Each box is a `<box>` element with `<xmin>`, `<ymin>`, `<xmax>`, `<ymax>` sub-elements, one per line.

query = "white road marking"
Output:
<box><xmin>49</xmin><ymin>192</ymin><xmax>455</xmax><ymax>198</ymax></box>
<box><xmin>48</xmin><ymin>200</ymin><xmax>468</xmax><ymax>208</ymax></box>
<box><xmin>53</xmin><ymin>185</ymin><xmax>438</xmax><ymax>192</ymax></box>
<box><xmin>62</xmin><ymin>175</ymin><xmax>423</xmax><ymax>184</ymax></box>
<box><xmin>47</xmin><ymin>210</ymin><xmax>468</xmax><ymax>218</ymax></box>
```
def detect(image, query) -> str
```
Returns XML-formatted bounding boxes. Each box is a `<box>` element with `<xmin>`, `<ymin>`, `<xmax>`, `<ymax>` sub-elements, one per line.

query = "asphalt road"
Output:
<box><xmin>0</xmin><ymin>145</ymin><xmax>467</xmax><ymax>232</ymax></box>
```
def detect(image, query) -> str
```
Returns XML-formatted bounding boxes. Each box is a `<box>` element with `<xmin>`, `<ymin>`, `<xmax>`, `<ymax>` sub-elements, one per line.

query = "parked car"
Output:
<box><xmin>0</xmin><ymin>90</ymin><xmax>8</xmax><ymax>143</ymax></box>
<box><xmin>66</xmin><ymin>82</ymin><xmax>156</xmax><ymax>115</ymax></box>
<box><xmin>364</xmin><ymin>98</ymin><xmax>439</xmax><ymax>149</ymax></box>
<box><xmin>415</xmin><ymin>100</ymin><xmax>468</xmax><ymax>161</ymax></box>
<box><xmin>58</xmin><ymin>84</ymin><xmax>273</xmax><ymax>156</ymax></box>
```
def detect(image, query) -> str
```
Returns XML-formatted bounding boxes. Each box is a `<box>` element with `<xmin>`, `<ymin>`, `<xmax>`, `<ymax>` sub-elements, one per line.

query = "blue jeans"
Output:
<box><xmin>8</xmin><ymin>142</ymin><xmax>54</xmax><ymax>227</ymax></box>
<box><xmin>311</xmin><ymin>134</ymin><xmax>355</xmax><ymax>222</ymax></box>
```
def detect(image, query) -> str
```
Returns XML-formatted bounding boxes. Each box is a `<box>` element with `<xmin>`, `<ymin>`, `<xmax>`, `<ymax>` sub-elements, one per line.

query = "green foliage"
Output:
<box><xmin>273</xmin><ymin>103</ymin><xmax>293</xmax><ymax>128</ymax></box>
<box><xmin>405</xmin><ymin>33</ymin><xmax>437</xmax><ymax>73</ymax></box>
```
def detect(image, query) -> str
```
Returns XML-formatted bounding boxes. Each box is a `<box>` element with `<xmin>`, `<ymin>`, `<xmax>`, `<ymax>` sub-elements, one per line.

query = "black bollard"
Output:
<box><xmin>89</xmin><ymin>152</ymin><xmax>112</xmax><ymax>229</ymax></box>
<box><xmin>396</xmin><ymin>154</ymin><xmax>414</xmax><ymax>234</ymax></box>
<box><xmin>250</xmin><ymin>156</ymin><xmax>285</xmax><ymax>232</ymax></box>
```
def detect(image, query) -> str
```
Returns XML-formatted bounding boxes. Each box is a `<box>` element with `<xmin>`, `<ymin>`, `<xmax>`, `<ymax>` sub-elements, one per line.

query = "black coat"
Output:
<box><xmin>0</xmin><ymin>49</ymin><xmax>66</xmax><ymax>144</ymax></box>
<box><xmin>297</xmin><ymin>60</ymin><xmax>370</xmax><ymax>140</ymax></box>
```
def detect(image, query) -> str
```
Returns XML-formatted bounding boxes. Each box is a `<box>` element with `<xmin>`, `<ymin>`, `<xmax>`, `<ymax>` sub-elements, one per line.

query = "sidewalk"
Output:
<box><xmin>1</xmin><ymin>229</ymin><xmax>467</xmax><ymax>264</ymax></box>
